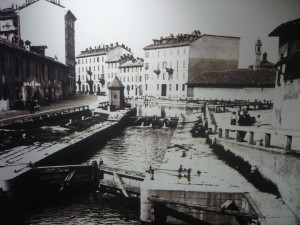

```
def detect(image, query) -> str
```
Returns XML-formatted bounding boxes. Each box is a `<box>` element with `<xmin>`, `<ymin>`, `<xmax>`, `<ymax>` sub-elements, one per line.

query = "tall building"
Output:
<box><xmin>18</xmin><ymin>0</ymin><xmax>76</xmax><ymax>95</ymax></box>
<box><xmin>254</xmin><ymin>38</ymin><xmax>262</xmax><ymax>70</ymax></box>
<box><xmin>143</xmin><ymin>30</ymin><xmax>240</xmax><ymax>99</ymax></box>
<box><xmin>75</xmin><ymin>43</ymin><xmax>132</xmax><ymax>95</ymax></box>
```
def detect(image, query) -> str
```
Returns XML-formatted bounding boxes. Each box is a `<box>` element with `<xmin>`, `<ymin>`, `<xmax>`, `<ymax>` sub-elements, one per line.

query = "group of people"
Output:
<box><xmin>230</xmin><ymin>110</ymin><xmax>261</xmax><ymax>127</ymax></box>
<box><xmin>230</xmin><ymin>109</ymin><xmax>262</xmax><ymax>141</ymax></box>
<box><xmin>190</xmin><ymin>116</ymin><xmax>208</xmax><ymax>138</ymax></box>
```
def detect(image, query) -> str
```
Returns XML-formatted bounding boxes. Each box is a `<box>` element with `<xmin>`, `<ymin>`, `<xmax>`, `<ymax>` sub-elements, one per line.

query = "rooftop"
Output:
<box><xmin>143</xmin><ymin>30</ymin><xmax>240</xmax><ymax>50</ymax></box>
<box><xmin>269</xmin><ymin>17</ymin><xmax>300</xmax><ymax>37</ymax></box>
<box><xmin>187</xmin><ymin>69</ymin><xmax>276</xmax><ymax>88</ymax></box>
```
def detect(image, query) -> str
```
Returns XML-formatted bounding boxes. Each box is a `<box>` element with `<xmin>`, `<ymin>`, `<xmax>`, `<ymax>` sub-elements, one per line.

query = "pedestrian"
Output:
<box><xmin>230</xmin><ymin>111</ymin><xmax>237</xmax><ymax>125</ymax></box>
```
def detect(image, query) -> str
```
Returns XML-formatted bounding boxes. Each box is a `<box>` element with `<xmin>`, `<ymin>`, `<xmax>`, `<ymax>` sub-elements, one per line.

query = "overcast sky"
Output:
<box><xmin>1</xmin><ymin>0</ymin><xmax>300</xmax><ymax>68</ymax></box>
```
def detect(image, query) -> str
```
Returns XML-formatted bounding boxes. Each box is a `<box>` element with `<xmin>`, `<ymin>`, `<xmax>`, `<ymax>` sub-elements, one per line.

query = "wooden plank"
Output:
<box><xmin>148</xmin><ymin>196</ymin><xmax>258</xmax><ymax>219</ymax></box>
<box><xmin>113</xmin><ymin>172</ymin><xmax>129</xmax><ymax>197</ymax></box>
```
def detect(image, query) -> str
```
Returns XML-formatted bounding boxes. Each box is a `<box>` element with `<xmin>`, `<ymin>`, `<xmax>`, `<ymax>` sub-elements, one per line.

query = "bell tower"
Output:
<box><xmin>255</xmin><ymin>38</ymin><xmax>262</xmax><ymax>70</ymax></box>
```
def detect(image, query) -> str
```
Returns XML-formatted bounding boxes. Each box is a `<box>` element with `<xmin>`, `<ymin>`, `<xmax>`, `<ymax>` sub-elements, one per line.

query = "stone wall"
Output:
<box><xmin>215</xmin><ymin>139</ymin><xmax>300</xmax><ymax>217</ymax></box>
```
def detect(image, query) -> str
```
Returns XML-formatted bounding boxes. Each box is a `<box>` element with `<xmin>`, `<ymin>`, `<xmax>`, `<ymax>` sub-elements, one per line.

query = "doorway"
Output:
<box><xmin>161</xmin><ymin>84</ymin><xmax>167</xmax><ymax>96</ymax></box>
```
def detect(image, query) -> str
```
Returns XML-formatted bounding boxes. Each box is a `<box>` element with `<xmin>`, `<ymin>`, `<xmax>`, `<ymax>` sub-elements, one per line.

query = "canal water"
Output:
<box><xmin>2</xmin><ymin>104</ymin><xmax>196</xmax><ymax>225</ymax></box>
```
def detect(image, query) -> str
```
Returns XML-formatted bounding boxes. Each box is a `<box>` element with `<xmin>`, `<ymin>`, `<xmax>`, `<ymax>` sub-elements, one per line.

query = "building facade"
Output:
<box><xmin>18</xmin><ymin>0</ymin><xmax>76</xmax><ymax>95</ymax></box>
<box><xmin>75</xmin><ymin>43</ymin><xmax>132</xmax><ymax>96</ymax></box>
<box><xmin>118</xmin><ymin>55</ymin><xmax>144</xmax><ymax>98</ymax></box>
<box><xmin>143</xmin><ymin>31</ymin><xmax>240</xmax><ymax>99</ymax></box>
<box><xmin>0</xmin><ymin>5</ymin><xmax>20</xmax><ymax>43</ymax></box>
<box><xmin>0</xmin><ymin>38</ymin><xmax>68</xmax><ymax>111</ymax></box>
<box><xmin>269</xmin><ymin>18</ymin><xmax>300</xmax><ymax>131</ymax></box>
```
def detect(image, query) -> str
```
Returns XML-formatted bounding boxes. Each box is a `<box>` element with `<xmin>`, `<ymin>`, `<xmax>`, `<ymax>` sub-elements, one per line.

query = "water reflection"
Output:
<box><xmin>86</xmin><ymin>126</ymin><xmax>175</xmax><ymax>172</ymax></box>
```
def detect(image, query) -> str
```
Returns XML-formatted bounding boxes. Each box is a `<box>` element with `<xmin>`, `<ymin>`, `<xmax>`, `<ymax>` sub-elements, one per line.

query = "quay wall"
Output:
<box><xmin>214</xmin><ymin>138</ymin><xmax>300</xmax><ymax>218</ymax></box>
<box><xmin>3</xmin><ymin>109</ymin><xmax>136</xmax><ymax>194</ymax></box>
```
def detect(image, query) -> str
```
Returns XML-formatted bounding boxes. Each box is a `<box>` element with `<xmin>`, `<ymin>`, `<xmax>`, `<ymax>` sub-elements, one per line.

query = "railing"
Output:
<box><xmin>217</xmin><ymin>125</ymin><xmax>300</xmax><ymax>152</ymax></box>
<box><xmin>0</xmin><ymin>105</ymin><xmax>90</xmax><ymax>127</ymax></box>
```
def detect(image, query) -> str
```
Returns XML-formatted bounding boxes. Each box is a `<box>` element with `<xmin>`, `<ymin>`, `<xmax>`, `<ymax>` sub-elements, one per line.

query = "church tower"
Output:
<box><xmin>255</xmin><ymin>38</ymin><xmax>262</xmax><ymax>70</ymax></box>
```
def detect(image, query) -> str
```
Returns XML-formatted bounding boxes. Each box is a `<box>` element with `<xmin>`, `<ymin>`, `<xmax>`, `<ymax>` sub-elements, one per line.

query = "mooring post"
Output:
<box><xmin>92</xmin><ymin>161</ymin><xmax>98</xmax><ymax>188</ymax></box>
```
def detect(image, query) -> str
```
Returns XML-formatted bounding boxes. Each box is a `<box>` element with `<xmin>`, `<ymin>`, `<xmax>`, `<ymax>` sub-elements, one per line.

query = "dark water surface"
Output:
<box><xmin>2</xmin><ymin>104</ymin><xmax>187</xmax><ymax>225</ymax></box>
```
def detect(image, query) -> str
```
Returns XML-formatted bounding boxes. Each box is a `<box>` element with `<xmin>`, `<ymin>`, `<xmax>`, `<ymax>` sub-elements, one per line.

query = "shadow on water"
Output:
<box><xmin>1</xmin><ymin>191</ymin><xmax>141</xmax><ymax>225</ymax></box>
<box><xmin>211</xmin><ymin>143</ymin><xmax>281</xmax><ymax>197</ymax></box>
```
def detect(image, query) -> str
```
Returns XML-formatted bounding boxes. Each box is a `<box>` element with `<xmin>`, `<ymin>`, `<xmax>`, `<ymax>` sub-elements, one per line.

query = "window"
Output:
<box><xmin>176</xmin><ymin>84</ymin><xmax>178</xmax><ymax>91</ymax></box>
<box><xmin>114</xmin><ymin>95</ymin><xmax>117</xmax><ymax>99</ymax></box>
<box><xmin>90</xmin><ymin>58</ymin><xmax>91</xmax><ymax>63</ymax></box>
<box><xmin>157</xmin><ymin>84</ymin><xmax>159</xmax><ymax>90</ymax></box>
<box><xmin>94</xmin><ymin>66</ymin><xmax>95</xmax><ymax>71</ymax></box>
<box><xmin>162</xmin><ymin>61</ymin><xmax>167</xmax><ymax>68</ymax></box>
<box><xmin>163</xmin><ymin>73</ymin><xmax>165</xmax><ymax>80</ymax></box>
<box><xmin>139</xmin><ymin>76</ymin><xmax>142</xmax><ymax>82</ymax></box>
<box><xmin>145</xmin><ymin>74</ymin><xmax>149</xmax><ymax>80</ymax></box>
<box><xmin>102</xmin><ymin>65</ymin><xmax>104</xmax><ymax>72</ymax></box>
<box><xmin>132</xmin><ymin>85</ymin><xmax>134</xmax><ymax>90</ymax></box>
<box><xmin>94</xmin><ymin>58</ymin><xmax>95</xmax><ymax>63</ymax></box>
<box><xmin>182</xmin><ymin>84</ymin><xmax>185</xmax><ymax>91</ymax></box>
<box><xmin>102</xmin><ymin>57</ymin><xmax>104</xmax><ymax>62</ymax></box>
<box><xmin>145</xmin><ymin>63</ymin><xmax>149</xmax><ymax>70</ymax></box>
<box><xmin>183</xmin><ymin>72</ymin><xmax>185</xmax><ymax>79</ymax></box>
<box><xmin>98</xmin><ymin>65</ymin><xmax>100</xmax><ymax>71</ymax></box>
<box><xmin>145</xmin><ymin>84</ymin><xmax>148</xmax><ymax>90</ymax></box>
<box><xmin>97</xmin><ymin>57</ymin><xmax>99</xmax><ymax>62</ymax></box>
<box><xmin>78</xmin><ymin>59</ymin><xmax>80</xmax><ymax>64</ymax></box>
<box><xmin>169</xmin><ymin>84</ymin><xmax>172</xmax><ymax>91</ymax></box>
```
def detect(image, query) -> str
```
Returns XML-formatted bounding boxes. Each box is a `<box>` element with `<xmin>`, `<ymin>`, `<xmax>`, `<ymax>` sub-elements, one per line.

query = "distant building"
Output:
<box><xmin>0</xmin><ymin>38</ymin><xmax>68</xmax><ymax>111</ymax></box>
<box><xmin>18</xmin><ymin>0</ymin><xmax>76</xmax><ymax>95</ymax></box>
<box><xmin>143</xmin><ymin>30</ymin><xmax>240</xmax><ymax>98</ymax></box>
<box><xmin>252</xmin><ymin>38</ymin><xmax>275</xmax><ymax>70</ymax></box>
<box><xmin>118</xmin><ymin>55</ymin><xmax>144</xmax><ymax>98</ymax></box>
<box><xmin>75</xmin><ymin>43</ymin><xmax>132</xmax><ymax>96</ymax></box>
<box><xmin>186</xmin><ymin>69</ymin><xmax>276</xmax><ymax>101</ymax></box>
<box><xmin>269</xmin><ymin>17</ymin><xmax>300</xmax><ymax>131</ymax></box>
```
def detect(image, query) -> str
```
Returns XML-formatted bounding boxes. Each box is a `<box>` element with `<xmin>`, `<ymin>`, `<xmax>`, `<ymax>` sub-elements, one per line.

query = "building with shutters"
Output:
<box><xmin>143</xmin><ymin>30</ymin><xmax>240</xmax><ymax>99</ymax></box>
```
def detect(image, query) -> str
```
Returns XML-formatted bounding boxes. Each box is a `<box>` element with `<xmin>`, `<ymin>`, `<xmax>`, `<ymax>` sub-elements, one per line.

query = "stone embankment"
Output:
<box><xmin>140</xmin><ymin>112</ymin><xmax>298</xmax><ymax>225</ymax></box>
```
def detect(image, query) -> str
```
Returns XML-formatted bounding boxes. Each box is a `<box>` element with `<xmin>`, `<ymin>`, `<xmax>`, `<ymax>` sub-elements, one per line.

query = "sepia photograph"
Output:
<box><xmin>0</xmin><ymin>0</ymin><xmax>299</xmax><ymax>224</ymax></box>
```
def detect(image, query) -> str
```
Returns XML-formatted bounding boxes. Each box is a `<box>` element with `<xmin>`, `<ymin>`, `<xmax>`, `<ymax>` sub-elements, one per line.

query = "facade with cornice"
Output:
<box><xmin>143</xmin><ymin>30</ymin><xmax>240</xmax><ymax>99</ymax></box>
<box><xmin>75</xmin><ymin>43</ymin><xmax>132</xmax><ymax>96</ymax></box>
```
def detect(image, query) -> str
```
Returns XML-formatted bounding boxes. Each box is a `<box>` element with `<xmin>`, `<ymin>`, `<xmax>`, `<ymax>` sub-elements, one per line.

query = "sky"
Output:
<box><xmin>1</xmin><ymin>0</ymin><xmax>300</xmax><ymax>68</ymax></box>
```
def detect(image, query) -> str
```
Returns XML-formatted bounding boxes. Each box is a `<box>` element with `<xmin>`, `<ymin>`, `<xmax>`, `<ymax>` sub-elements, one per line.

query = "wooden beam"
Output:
<box><xmin>148</xmin><ymin>196</ymin><xmax>258</xmax><ymax>220</ymax></box>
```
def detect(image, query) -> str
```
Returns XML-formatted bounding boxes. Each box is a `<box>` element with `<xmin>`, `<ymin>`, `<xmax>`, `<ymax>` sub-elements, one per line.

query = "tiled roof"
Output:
<box><xmin>269</xmin><ymin>18</ymin><xmax>300</xmax><ymax>36</ymax></box>
<box><xmin>109</xmin><ymin>76</ymin><xmax>124</xmax><ymax>88</ymax></box>
<box><xmin>119</xmin><ymin>60</ymin><xmax>143</xmax><ymax>68</ymax></box>
<box><xmin>187</xmin><ymin>69</ymin><xmax>276</xmax><ymax>88</ymax></box>
<box><xmin>0</xmin><ymin>38</ymin><xmax>67</xmax><ymax>66</ymax></box>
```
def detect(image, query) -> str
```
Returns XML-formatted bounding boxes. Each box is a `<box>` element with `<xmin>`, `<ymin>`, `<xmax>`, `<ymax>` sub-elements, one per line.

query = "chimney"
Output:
<box><xmin>110</xmin><ymin>43</ymin><xmax>113</xmax><ymax>47</ymax></box>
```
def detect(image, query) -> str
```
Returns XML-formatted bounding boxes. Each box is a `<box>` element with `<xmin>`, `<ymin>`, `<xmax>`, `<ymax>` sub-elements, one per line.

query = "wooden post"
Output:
<box><xmin>236</xmin><ymin>129</ymin><xmax>242</xmax><ymax>142</ymax></box>
<box><xmin>92</xmin><ymin>161</ymin><xmax>98</xmax><ymax>188</ymax></box>
<box><xmin>264</xmin><ymin>133</ymin><xmax>271</xmax><ymax>147</ymax></box>
<box><xmin>218</xmin><ymin>128</ymin><xmax>223</xmax><ymax>138</ymax></box>
<box><xmin>284</xmin><ymin>135</ymin><xmax>292</xmax><ymax>151</ymax></box>
<box><xmin>225</xmin><ymin>129</ymin><xmax>229</xmax><ymax>139</ymax></box>
<box><xmin>248</xmin><ymin>131</ymin><xmax>254</xmax><ymax>145</ymax></box>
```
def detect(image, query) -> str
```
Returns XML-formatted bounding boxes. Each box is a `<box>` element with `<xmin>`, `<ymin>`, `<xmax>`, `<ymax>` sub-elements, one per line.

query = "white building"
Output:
<box><xmin>118</xmin><ymin>55</ymin><xmax>144</xmax><ymax>98</ymax></box>
<box><xmin>143</xmin><ymin>30</ymin><xmax>240</xmax><ymax>99</ymax></box>
<box><xmin>75</xmin><ymin>43</ymin><xmax>132</xmax><ymax>95</ymax></box>
<box><xmin>18</xmin><ymin>0</ymin><xmax>76</xmax><ymax>94</ymax></box>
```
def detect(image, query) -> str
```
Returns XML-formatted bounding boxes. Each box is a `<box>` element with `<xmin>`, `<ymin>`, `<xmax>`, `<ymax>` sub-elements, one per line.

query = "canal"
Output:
<box><xmin>1</xmin><ymin>103</ymin><xmax>195</xmax><ymax>225</ymax></box>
